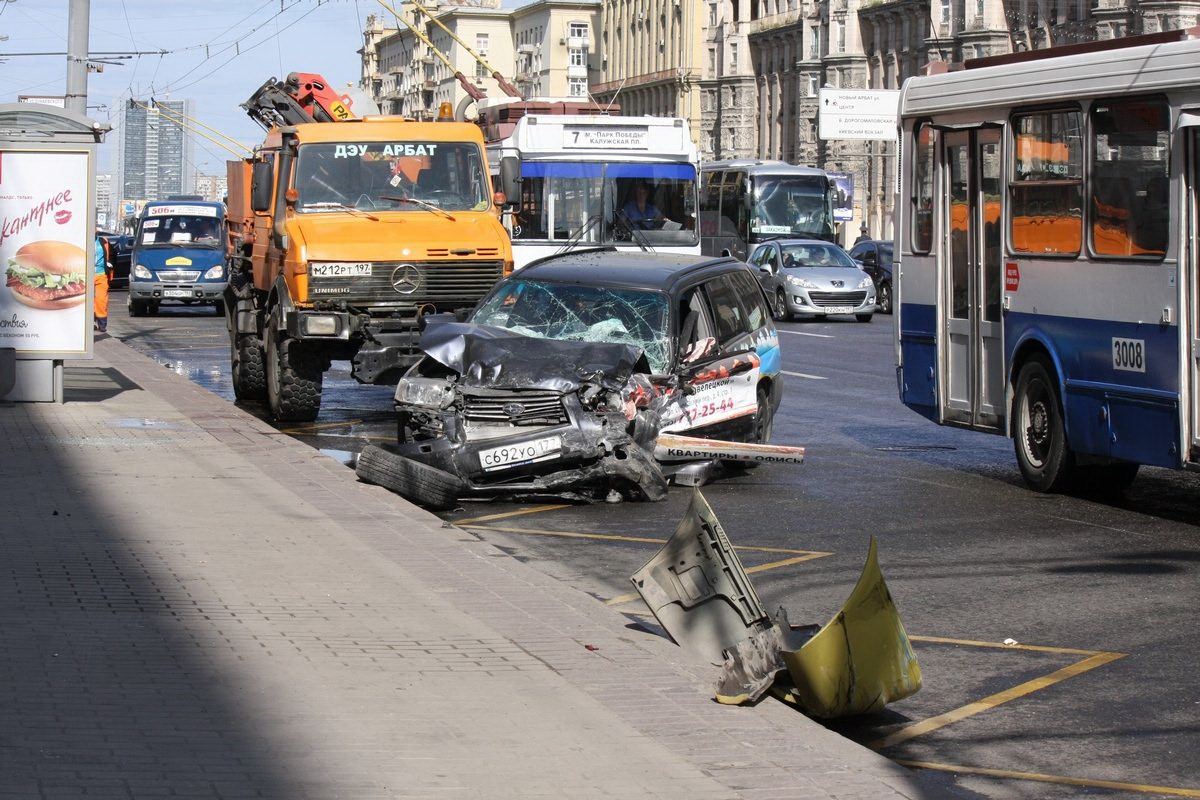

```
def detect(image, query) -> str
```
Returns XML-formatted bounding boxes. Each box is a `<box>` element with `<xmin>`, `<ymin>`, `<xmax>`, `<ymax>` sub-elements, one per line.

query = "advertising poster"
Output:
<box><xmin>0</xmin><ymin>150</ymin><xmax>91</xmax><ymax>356</ymax></box>
<box><xmin>828</xmin><ymin>171</ymin><xmax>854</xmax><ymax>222</ymax></box>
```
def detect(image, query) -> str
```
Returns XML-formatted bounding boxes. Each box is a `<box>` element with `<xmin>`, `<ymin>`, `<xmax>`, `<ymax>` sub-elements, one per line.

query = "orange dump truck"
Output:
<box><xmin>225</xmin><ymin>115</ymin><xmax>513</xmax><ymax>421</ymax></box>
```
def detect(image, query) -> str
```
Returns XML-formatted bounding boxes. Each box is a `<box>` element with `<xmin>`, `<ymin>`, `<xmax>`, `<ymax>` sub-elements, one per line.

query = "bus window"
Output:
<box><xmin>913</xmin><ymin>122</ymin><xmax>935</xmax><ymax>252</ymax></box>
<box><xmin>1090</xmin><ymin>97</ymin><xmax>1169</xmax><ymax>258</ymax></box>
<box><xmin>1010</xmin><ymin>109</ymin><xmax>1083</xmax><ymax>255</ymax></box>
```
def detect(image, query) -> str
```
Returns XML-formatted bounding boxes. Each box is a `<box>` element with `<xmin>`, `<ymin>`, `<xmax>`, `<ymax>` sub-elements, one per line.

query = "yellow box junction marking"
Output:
<box><xmin>454</xmin><ymin>506</ymin><xmax>830</xmax><ymax>606</ymax></box>
<box><xmin>454</xmin><ymin>506</ymin><xmax>1191</xmax><ymax>796</ymax></box>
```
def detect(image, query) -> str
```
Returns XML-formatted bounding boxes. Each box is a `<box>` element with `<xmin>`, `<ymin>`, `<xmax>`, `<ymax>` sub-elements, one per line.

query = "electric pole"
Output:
<box><xmin>65</xmin><ymin>0</ymin><xmax>90</xmax><ymax>114</ymax></box>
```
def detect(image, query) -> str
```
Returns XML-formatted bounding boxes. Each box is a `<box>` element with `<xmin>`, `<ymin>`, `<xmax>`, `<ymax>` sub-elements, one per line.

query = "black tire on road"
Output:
<box><xmin>264</xmin><ymin>309</ymin><xmax>323</xmax><ymax>422</ymax></box>
<box><xmin>1013</xmin><ymin>354</ymin><xmax>1076</xmax><ymax>492</ymax></box>
<box><xmin>230</xmin><ymin>327</ymin><xmax>268</xmax><ymax>404</ymax></box>
<box><xmin>213</xmin><ymin>299</ymin><xmax>226</xmax><ymax>316</ymax></box>
<box><xmin>879</xmin><ymin>282</ymin><xmax>893</xmax><ymax>315</ymax></box>
<box><xmin>724</xmin><ymin>383</ymin><xmax>774</xmax><ymax>471</ymax></box>
<box><xmin>356</xmin><ymin>444</ymin><xmax>464</xmax><ymax>511</ymax></box>
<box><xmin>772</xmin><ymin>289</ymin><xmax>789</xmax><ymax>322</ymax></box>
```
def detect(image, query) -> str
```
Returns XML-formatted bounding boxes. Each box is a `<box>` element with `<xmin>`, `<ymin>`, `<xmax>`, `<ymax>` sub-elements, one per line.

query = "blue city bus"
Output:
<box><xmin>895</xmin><ymin>30</ymin><xmax>1200</xmax><ymax>492</ymax></box>
<box><xmin>128</xmin><ymin>200</ymin><xmax>227</xmax><ymax>316</ymax></box>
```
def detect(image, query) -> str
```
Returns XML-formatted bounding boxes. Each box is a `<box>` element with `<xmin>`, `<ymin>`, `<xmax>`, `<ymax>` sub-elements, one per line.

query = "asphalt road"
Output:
<box><xmin>107</xmin><ymin>296</ymin><xmax>1200</xmax><ymax>800</ymax></box>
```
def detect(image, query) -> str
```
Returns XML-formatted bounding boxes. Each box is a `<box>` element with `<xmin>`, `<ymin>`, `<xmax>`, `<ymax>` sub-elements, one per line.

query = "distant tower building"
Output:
<box><xmin>95</xmin><ymin>173</ymin><xmax>112</xmax><ymax>228</ymax></box>
<box><xmin>117</xmin><ymin>99</ymin><xmax>195</xmax><ymax>204</ymax></box>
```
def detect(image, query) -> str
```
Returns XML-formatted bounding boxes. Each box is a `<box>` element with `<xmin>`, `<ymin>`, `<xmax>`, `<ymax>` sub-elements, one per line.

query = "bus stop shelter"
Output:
<box><xmin>0</xmin><ymin>103</ymin><xmax>108</xmax><ymax>402</ymax></box>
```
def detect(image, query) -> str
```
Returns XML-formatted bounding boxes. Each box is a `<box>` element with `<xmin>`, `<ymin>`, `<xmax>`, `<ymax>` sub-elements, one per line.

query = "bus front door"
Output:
<box><xmin>942</xmin><ymin>129</ymin><xmax>1004</xmax><ymax>431</ymax></box>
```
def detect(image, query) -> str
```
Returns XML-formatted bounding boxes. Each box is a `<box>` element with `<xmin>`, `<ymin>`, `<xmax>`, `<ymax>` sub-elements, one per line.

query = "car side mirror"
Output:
<box><xmin>860</xmin><ymin>253</ymin><xmax>877</xmax><ymax>266</ymax></box>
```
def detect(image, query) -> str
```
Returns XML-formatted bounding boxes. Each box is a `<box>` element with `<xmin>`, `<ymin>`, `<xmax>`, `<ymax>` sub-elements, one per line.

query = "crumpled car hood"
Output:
<box><xmin>419</xmin><ymin>320</ymin><xmax>651</xmax><ymax>393</ymax></box>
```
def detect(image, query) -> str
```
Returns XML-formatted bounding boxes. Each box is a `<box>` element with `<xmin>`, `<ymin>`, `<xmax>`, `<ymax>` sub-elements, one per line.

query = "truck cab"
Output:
<box><xmin>128</xmin><ymin>200</ymin><xmax>228</xmax><ymax>316</ymax></box>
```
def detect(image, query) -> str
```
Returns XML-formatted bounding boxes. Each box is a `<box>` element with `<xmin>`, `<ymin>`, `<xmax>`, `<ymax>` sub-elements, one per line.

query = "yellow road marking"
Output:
<box><xmin>870</xmin><ymin>650</ymin><xmax>1125</xmax><ymax>750</ymax></box>
<box><xmin>894</xmin><ymin>760</ymin><xmax>1200</xmax><ymax>798</ymax></box>
<box><xmin>454</xmin><ymin>505</ymin><xmax>571</xmax><ymax>526</ymax></box>
<box><xmin>455</xmin><ymin>506</ymin><xmax>1157</xmax><ymax>793</ymax></box>
<box><xmin>910</xmin><ymin>634</ymin><xmax>1110</xmax><ymax>656</ymax></box>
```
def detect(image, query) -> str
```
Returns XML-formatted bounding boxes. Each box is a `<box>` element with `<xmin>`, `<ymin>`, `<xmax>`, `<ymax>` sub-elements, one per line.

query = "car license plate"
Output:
<box><xmin>163</xmin><ymin>288</ymin><xmax>190</xmax><ymax>298</ymax></box>
<box><xmin>823</xmin><ymin>306</ymin><xmax>854</xmax><ymax>314</ymax></box>
<box><xmin>479</xmin><ymin>435</ymin><xmax>562</xmax><ymax>471</ymax></box>
<box><xmin>311</xmin><ymin>262</ymin><xmax>371</xmax><ymax>278</ymax></box>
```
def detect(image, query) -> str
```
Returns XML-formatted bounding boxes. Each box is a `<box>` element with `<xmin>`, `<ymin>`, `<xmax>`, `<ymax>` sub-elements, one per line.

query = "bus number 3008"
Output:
<box><xmin>1112</xmin><ymin>338</ymin><xmax>1146</xmax><ymax>373</ymax></box>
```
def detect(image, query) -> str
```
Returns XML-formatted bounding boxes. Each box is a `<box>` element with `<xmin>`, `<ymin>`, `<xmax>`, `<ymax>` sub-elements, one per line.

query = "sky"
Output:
<box><xmin>0</xmin><ymin>0</ymin><xmax>398</xmax><ymax>177</ymax></box>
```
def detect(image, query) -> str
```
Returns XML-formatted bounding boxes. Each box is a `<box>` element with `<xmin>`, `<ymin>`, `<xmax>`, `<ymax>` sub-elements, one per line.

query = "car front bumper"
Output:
<box><xmin>787</xmin><ymin>289</ymin><xmax>876</xmax><ymax>317</ymax></box>
<box><xmin>130</xmin><ymin>281</ymin><xmax>226</xmax><ymax>302</ymax></box>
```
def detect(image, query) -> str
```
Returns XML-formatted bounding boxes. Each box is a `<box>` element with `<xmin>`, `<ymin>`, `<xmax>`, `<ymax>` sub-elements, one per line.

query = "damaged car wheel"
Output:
<box><xmin>356</xmin><ymin>444</ymin><xmax>465</xmax><ymax>511</ymax></box>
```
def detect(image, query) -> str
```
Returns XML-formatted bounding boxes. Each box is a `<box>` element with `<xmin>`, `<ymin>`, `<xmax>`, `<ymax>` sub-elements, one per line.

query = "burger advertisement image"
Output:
<box><xmin>6</xmin><ymin>240</ymin><xmax>88</xmax><ymax>310</ymax></box>
<box><xmin>0</xmin><ymin>149</ymin><xmax>92</xmax><ymax>356</ymax></box>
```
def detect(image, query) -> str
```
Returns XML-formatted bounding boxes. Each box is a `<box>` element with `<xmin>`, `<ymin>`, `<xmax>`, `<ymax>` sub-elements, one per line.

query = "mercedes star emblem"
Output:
<box><xmin>390</xmin><ymin>264</ymin><xmax>422</xmax><ymax>294</ymax></box>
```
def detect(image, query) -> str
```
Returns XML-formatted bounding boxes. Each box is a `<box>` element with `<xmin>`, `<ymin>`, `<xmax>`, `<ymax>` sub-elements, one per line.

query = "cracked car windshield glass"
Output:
<box><xmin>295</xmin><ymin>142</ymin><xmax>490</xmax><ymax>213</ymax></box>
<box><xmin>472</xmin><ymin>279</ymin><xmax>671</xmax><ymax>372</ymax></box>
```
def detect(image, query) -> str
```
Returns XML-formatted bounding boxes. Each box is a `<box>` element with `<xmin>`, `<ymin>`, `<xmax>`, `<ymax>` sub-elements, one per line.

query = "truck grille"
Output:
<box><xmin>462</xmin><ymin>391</ymin><xmax>568</xmax><ymax>426</ymax></box>
<box><xmin>157</xmin><ymin>270</ymin><xmax>202</xmax><ymax>282</ymax></box>
<box><xmin>809</xmin><ymin>290</ymin><xmax>867</xmax><ymax>308</ymax></box>
<box><xmin>307</xmin><ymin>260</ymin><xmax>505</xmax><ymax>306</ymax></box>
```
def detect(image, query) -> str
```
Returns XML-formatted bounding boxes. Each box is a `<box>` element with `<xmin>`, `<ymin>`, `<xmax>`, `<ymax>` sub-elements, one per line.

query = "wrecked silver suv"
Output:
<box><xmin>355</xmin><ymin>249</ymin><xmax>793</xmax><ymax>509</ymax></box>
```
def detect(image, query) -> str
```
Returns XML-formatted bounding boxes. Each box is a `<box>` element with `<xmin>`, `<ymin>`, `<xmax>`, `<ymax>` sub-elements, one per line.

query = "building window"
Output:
<box><xmin>976</xmin><ymin>0</ymin><xmax>984</xmax><ymax>18</ymax></box>
<box><xmin>709</xmin><ymin>2</ymin><xmax>717</xmax><ymax>26</ymax></box>
<box><xmin>730</xmin><ymin>42</ymin><xmax>738</xmax><ymax>71</ymax></box>
<box><xmin>708</xmin><ymin>46</ymin><xmax>717</xmax><ymax>75</ymax></box>
<box><xmin>569</xmin><ymin>22</ymin><xmax>588</xmax><ymax>38</ymax></box>
<box><xmin>570</xmin><ymin>47</ymin><xmax>586</xmax><ymax>67</ymax></box>
<box><xmin>805</xmin><ymin>74</ymin><xmax>818</xmax><ymax>96</ymax></box>
<box><xmin>808</xmin><ymin>26</ymin><xmax>820</xmax><ymax>59</ymax></box>
<box><xmin>568</xmin><ymin>77</ymin><xmax>588</xmax><ymax>97</ymax></box>
<box><xmin>475</xmin><ymin>33</ymin><xmax>489</xmax><ymax>52</ymax></box>
<box><xmin>836</xmin><ymin>20</ymin><xmax>846</xmax><ymax>53</ymax></box>
<box><xmin>940</xmin><ymin>0</ymin><xmax>950</xmax><ymax>23</ymax></box>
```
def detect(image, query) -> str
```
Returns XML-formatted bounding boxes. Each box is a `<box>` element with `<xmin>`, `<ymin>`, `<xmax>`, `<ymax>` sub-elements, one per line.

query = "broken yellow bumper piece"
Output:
<box><xmin>631</xmin><ymin>489</ymin><xmax>921</xmax><ymax>719</ymax></box>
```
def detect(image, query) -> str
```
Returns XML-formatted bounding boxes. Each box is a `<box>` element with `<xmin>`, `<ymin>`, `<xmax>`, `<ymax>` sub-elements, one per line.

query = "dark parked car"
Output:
<box><xmin>748</xmin><ymin>238</ymin><xmax>876</xmax><ymax>322</ymax></box>
<box><xmin>355</xmin><ymin>248</ymin><xmax>787</xmax><ymax>509</ymax></box>
<box><xmin>848</xmin><ymin>239</ymin><xmax>893</xmax><ymax>314</ymax></box>
<box><xmin>97</xmin><ymin>230</ymin><xmax>133</xmax><ymax>290</ymax></box>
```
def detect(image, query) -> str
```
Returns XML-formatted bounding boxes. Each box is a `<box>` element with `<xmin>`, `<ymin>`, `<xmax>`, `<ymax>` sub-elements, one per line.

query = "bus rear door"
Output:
<box><xmin>1188</xmin><ymin>123</ymin><xmax>1200</xmax><ymax>461</ymax></box>
<box><xmin>942</xmin><ymin>128</ymin><xmax>1004</xmax><ymax>431</ymax></box>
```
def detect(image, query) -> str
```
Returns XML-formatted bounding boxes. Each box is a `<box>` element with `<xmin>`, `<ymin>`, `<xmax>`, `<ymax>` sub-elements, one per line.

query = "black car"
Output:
<box><xmin>848</xmin><ymin>239</ymin><xmax>894</xmax><ymax>314</ymax></box>
<box><xmin>97</xmin><ymin>230</ymin><xmax>133</xmax><ymax>290</ymax></box>
<box><xmin>355</xmin><ymin>248</ymin><xmax>786</xmax><ymax>509</ymax></box>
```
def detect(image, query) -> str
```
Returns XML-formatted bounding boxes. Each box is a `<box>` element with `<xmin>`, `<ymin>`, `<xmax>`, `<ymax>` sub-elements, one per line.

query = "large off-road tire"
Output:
<box><xmin>356</xmin><ymin>444</ymin><xmax>464</xmax><ymax>511</ymax></box>
<box><xmin>1013</xmin><ymin>354</ymin><xmax>1076</xmax><ymax>492</ymax></box>
<box><xmin>264</xmin><ymin>309</ymin><xmax>323</xmax><ymax>422</ymax></box>
<box><xmin>230</xmin><ymin>327</ymin><xmax>267</xmax><ymax>404</ymax></box>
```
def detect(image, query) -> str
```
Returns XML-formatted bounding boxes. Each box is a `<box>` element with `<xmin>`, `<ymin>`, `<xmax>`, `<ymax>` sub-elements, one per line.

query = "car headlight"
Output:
<box><xmin>394</xmin><ymin>376</ymin><xmax>455</xmax><ymax>410</ymax></box>
<box><xmin>786</xmin><ymin>274</ymin><xmax>817</xmax><ymax>289</ymax></box>
<box><xmin>857</xmin><ymin>275</ymin><xmax>874</xmax><ymax>290</ymax></box>
<box><xmin>133</xmin><ymin>264</ymin><xmax>153</xmax><ymax>279</ymax></box>
<box><xmin>204</xmin><ymin>264</ymin><xmax>225</xmax><ymax>280</ymax></box>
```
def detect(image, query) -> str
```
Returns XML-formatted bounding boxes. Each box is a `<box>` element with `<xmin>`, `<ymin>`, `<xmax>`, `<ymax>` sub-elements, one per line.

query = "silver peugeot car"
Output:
<box><xmin>748</xmin><ymin>238</ymin><xmax>877</xmax><ymax>322</ymax></box>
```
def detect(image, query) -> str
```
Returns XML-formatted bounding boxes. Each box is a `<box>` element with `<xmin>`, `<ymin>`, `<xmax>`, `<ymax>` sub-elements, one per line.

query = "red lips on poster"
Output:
<box><xmin>54</xmin><ymin>209</ymin><xmax>71</xmax><ymax>225</ymax></box>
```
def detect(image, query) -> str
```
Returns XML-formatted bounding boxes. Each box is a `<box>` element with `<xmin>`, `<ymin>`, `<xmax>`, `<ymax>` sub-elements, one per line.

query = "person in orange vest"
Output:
<box><xmin>94</xmin><ymin>229</ymin><xmax>111</xmax><ymax>333</ymax></box>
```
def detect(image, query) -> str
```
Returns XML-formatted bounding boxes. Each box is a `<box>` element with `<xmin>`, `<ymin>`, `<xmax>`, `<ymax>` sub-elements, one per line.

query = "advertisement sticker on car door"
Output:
<box><xmin>662</xmin><ymin>352</ymin><xmax>761</xmax><ymax>432</ymax></box>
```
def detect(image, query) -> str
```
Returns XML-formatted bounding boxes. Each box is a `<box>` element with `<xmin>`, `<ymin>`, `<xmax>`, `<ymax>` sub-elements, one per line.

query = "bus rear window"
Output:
<box><xmin>1089</xmin><ymin>97</ymin><xmax>1169</xmax><ymax>259</ymax></box>
<box><xmin>1010</xmin><ymin>109</ymin><xmax>1083</xmax><ymax>255</ymax></box>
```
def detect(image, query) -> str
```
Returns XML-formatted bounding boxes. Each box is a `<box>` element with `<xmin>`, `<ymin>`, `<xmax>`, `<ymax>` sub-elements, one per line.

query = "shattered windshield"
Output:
<box><xmin>294</xmin><ymin>141</ymin><xmax>490</xmax><ymax>213</ymax></box>
<box><xmin>472</xmin><ymin>279</ymin><xmax>670</xmax><ymax>372</ymax></box>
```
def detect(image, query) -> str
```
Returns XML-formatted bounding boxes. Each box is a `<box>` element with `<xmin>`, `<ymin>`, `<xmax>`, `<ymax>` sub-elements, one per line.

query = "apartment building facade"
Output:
<box><xmin>360</xmin><ymin>0</ymin><xmax>601</xmax><ymax>121</ymax></box>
